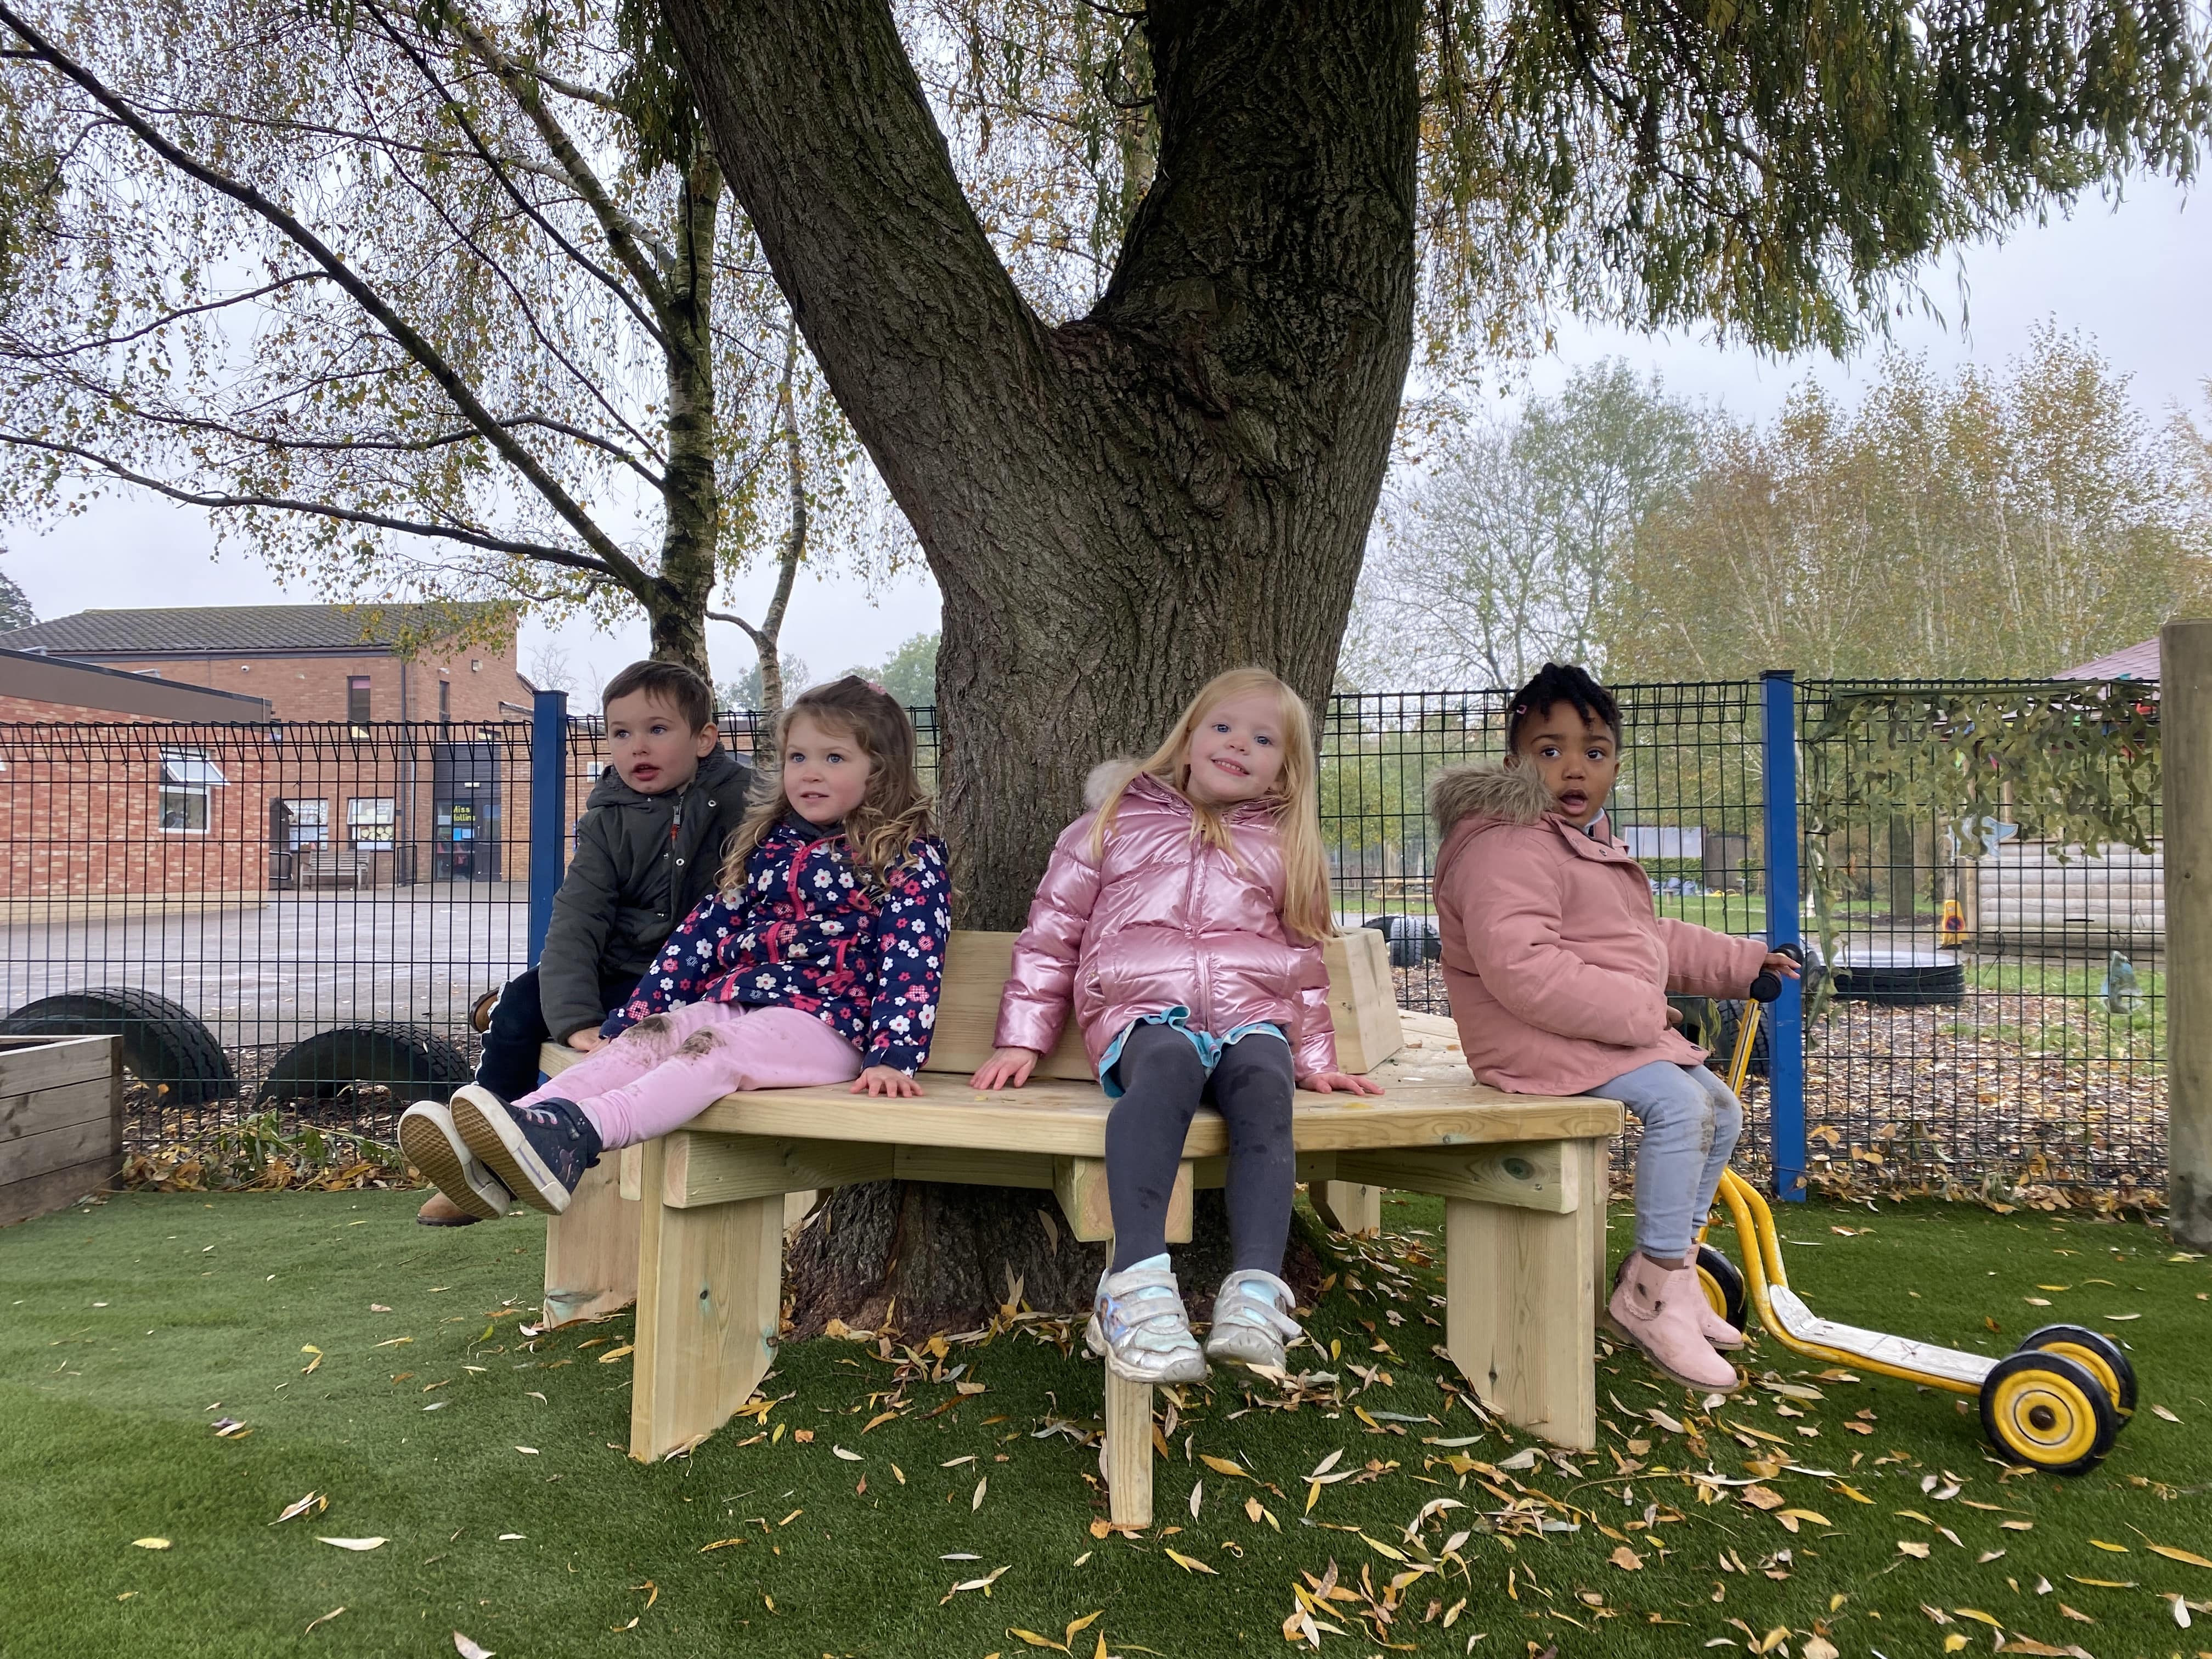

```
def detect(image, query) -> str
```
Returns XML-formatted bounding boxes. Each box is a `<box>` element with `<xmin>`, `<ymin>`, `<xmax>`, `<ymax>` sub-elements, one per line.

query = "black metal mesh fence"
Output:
<box><xmin>0</xmin><ymin>720</ymin><xmax>533</xmax><ymax>1151</ymax></box>
<box><xmin>1796</xmin><ymin>680</ymin><xmax>2165</xmax><ymax>1204</ymax></box>
<box><xmin>0</xmin><ymin>679</ymin><xmax>2169</xmax><ymax>1200</ymax></box>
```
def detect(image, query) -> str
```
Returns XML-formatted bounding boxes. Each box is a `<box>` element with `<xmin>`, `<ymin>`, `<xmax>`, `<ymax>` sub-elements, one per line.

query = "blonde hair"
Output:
<box><xmin>719</xmin><ymin>676</ymin><xmax>935</xmax><ymax>895</ymax></box>
<box><xmin>1089</xmin><ymin>667</ymin><xmax>1334</xmax><ymax>944</ymax></box>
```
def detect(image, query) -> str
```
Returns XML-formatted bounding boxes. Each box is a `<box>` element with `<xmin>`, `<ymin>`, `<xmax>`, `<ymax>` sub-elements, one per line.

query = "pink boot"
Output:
<box><xmin>1614</xmin><ymin>1252</ymin><xmax>1745</xmax><ymax>1350</ymax></box>
<box><xmin>1606</xmin><ymin>1253</ymin><xmax>1741</xmax><ymax>1393</ymax></box>
<box><xmin>1699</xmin><ymin>1301</ymin><xmax>1746</xmax><ymax>1351</ymax></box>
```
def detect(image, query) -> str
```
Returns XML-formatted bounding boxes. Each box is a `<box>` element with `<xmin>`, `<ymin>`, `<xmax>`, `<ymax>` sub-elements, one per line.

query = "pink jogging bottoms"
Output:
<box><xmin>515</xmin><ymin>1000</ymin><xmax>864</xmax><ymax>1149</ymax></box>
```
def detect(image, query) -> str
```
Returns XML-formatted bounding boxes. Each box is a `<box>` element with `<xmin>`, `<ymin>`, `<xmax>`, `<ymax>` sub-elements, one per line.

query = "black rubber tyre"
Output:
<box><xmin>1</xmin><ymin>988</ymin><xmax>236</xmax><ymax>1104</ymax></box>
<box><xmin>1695</xmin><ymin>1244</ymin><xmax>1750</xmax><ymax>1333</ymax></box>
<box><xmin>2018</xmin><ymin>1324</ymin><xmax>2138</xmax><ymax>1418</ymax></box>
<box><xmin>1978</xmin><ymin>1350</ymin><xmax>2119</xmax><ymax>1476</ymax></box>
<box><xmin>258</xmin><ymin>1022</ymin><xmax>473</xmax><ymax>1108</ymax></box>
<box><xmin>1708</xmin><ymin>998</ymin><xmax>1771</xmax><ymax>1079</ymax></box>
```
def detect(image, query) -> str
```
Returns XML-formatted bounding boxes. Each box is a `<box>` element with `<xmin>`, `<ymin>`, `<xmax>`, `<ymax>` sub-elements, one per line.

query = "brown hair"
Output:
<box><xmin>601</xmin><ymin>659</ymin><xmax>714</xmax><ymax>733</ymax></box>
<box><xmin>1088</xmin><ymin>667</ymin><xmax>1334</xmax><ymax>944</ymax></box>
<box><xmin>718</xmin><ymin>675</ymin><xmax>935</xmax><ymax>894</ymax></box>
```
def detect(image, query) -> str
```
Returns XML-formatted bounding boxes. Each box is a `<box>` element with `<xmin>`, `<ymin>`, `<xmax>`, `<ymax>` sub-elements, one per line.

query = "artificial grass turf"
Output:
<box><xmin>1</xmin><ymin>1189</ymin><xmax>2207</xmax><ymax>1659</ymax></box>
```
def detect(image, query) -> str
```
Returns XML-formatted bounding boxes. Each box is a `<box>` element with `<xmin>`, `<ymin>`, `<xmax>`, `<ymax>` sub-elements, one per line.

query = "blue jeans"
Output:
<box><xmin>1584</xmin><ymin>1061</ymin><xmax>1743</xmax><ymax>1260</ymax></box>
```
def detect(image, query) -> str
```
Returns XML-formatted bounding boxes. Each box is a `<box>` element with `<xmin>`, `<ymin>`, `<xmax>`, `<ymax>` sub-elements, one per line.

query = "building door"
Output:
<box><xmin>430</xmin><ymin>740</ymin><xmax>503</xmax><ymax>882</ymax></box>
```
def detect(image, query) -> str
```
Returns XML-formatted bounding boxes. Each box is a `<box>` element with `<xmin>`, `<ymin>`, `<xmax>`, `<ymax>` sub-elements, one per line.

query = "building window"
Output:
<box><xmin>347</xmin><ymin>675</ymin><xmax>372</xmax><ymax>730</ymax></box>
<box><xmin>159</xmin><ymin>748</ymin><xmax>228</xmax><ymax>833</ymax></box>
<box><xmin>438</xmin><ymin>679</ymin><xmax>450</xmax><ymax>723</ymax></box>
<box><xmin>347</xmin><ymin>797</ymin><xmax>396</xmax><ymax>848</ymax></box>
<box><xmin>280</xmin><ymin>798</ymin><xmax>329</xmax><ymax>850</ymax></box>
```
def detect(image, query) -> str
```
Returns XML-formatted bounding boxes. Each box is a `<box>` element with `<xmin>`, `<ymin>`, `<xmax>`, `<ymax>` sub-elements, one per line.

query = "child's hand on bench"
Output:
<box><xmin>970</xmin><ymin>1046</ymin><xmax>1041</xmax><ymax>1091</ymax></box>
<box><xmin>853</xmin><ymin>1064</ymin><xmax>924</xmax><ymax>1098</ymax></box>
<box><xmin>1300</xmin><ymin>1070</ymin><xmax>1386</xmax><ymax>1097</ymax></box>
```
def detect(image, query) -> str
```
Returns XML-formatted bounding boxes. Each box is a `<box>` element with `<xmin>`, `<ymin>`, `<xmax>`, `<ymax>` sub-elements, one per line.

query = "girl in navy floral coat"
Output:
<box><xmin>405</xmin><ymin>678</ymin><xmax>950</xmax><ymax>1216</ymax></box>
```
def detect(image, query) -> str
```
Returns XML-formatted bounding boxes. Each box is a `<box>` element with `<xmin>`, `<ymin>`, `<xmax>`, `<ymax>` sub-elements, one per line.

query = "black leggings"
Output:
<box><xmin>1105</xmin><ymin>1022</ymin><xmax>1296</xmax><ymax>1274</ymax></box>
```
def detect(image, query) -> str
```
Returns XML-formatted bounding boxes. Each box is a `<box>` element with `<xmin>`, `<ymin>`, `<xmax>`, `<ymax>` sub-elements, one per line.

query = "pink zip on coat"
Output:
<box><xmin>994</xmin><ymin>763</ymin><xmax>1339</xmax><ymax>1079</ymax></box>
<box><xmin>1430</xmin><ymin>763</ymin><xmax>1768</xmax><ymax>1096</ymax></box>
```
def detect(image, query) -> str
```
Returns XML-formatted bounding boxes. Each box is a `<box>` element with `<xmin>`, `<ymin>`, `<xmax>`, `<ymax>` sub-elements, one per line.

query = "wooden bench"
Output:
<box><xmin>536</xmin><ymin>928</ymin><xmax>1622</xmax><ymax>1526</ymax></box>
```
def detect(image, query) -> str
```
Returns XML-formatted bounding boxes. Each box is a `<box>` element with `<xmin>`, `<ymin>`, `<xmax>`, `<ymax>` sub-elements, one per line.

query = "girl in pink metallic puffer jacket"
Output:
<box><xmin>973</xmin><ymin>668</ymin><xmax>1382</xmax><ymax>1385</ymax></box>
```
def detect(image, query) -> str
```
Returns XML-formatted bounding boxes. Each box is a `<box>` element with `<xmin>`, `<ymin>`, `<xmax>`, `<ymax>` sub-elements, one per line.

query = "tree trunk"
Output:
<box><xmin>643</xmin><ymin>151</ymin><xmax>725</xmax><ymax>681</ymax></box>
<box><xmin>664</xmin><ymin>0</ymin><xmax>1419</xmax><ymax>1328</ymax></box>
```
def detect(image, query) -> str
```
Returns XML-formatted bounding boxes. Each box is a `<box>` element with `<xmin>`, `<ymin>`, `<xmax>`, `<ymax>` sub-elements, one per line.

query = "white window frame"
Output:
<box><xmin>347</xmin><ymin>796</ymin><xmax>397</xmax><ymax>848</ymax></box>
<box><xmin>159</xmin><ymin>748</ymin><xmax>227</xmax><ymax>835</ymax></box>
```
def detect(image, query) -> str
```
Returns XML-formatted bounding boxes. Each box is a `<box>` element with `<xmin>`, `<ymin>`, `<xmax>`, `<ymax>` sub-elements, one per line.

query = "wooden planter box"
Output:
<box><xmin>0</xmin><ymin>1035</ymin><xmax>122</xmax><ymax>1227</ymax></box>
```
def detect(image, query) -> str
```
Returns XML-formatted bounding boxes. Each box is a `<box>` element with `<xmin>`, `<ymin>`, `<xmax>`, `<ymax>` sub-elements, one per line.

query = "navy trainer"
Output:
<box><xmin>448</xmin><ymin>1085</ymin><xmax>603</xmax><ymax>1215</ymax></box>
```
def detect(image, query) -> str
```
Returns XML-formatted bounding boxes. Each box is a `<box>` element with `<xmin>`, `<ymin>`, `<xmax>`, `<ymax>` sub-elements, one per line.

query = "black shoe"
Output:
<box><xmin>448</xmin><ymin>1085</ymin><xmax>601</xmax><ymax>1215</ymax></box>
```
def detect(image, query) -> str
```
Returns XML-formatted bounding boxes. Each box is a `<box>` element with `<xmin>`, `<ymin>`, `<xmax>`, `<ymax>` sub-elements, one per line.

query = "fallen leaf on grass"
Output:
<box><xmin>833</xmin><ymin>1446</ymin><xmax>862</xmax><ymax>1462</ymax></box>
<box><xmin>1801</xmin><ymin>1638</ymin><xmax>1838</xmax><ymax>1659</ymax></box>
<box><xmin>697</xmin><ymin>1538</ymin><xmax>747</xmax><ymax>1553</ymax></box>
<box><xmin>515</xmin><ymin>1447</ymin><xmax>539</xmax><ymax>1456</ymax></box>
<box><xmin>972</xmin><ymin>1476</ymin><xmax>988</xmax><ymax>1511</ymax></box>
<box><xmin>1740</xmin><ymin>1486</ymin><xmax>1785</xmax><ymax>1511</ymax></box>
<box><xmin>2168</xmin><ymin>1593</ymin><xmax>2193</xmax><ymax>1628</ymax></box>
<box><xmin>303</xmin><ymin>1607</ymin><xmax>345</xmax><ymax>1635</ymax></box>
<box><xmin>131</xmin><ymin>1538</ymin><xmax>171</xmax><ymax>1550</ymax></box>
<box><xmin>272</xmin><ymin>1492</ymin><xmax>327</xmax><ymax>1525</ymax></box>
<box><xmin>939</xmin><ymin>1565</ymin><xmax>1010</xmax><ymax>1604</ymax></box>
<box><xmin>596</xmin><ymin>1345</ymin><xmax>634</xmax><ymax>1365</ymax></box>
<box><xmin>2001</xmin><ymin>1520</ymin><xmax>2034</xmax><ymax>1532</ymax></box>
<box><xmin>1164</xmin><ymin>1548</ymin><xmax>1217</xmax><ymax>1575</ymax></box>
<box><xmin>2149</xmin><ymin>1544</ymin><xmax>2212</xmax><ymax>1571</ymax></box>
<box><xmin>2087</xmin><ymin>1540</ymin><xmax>2128</xmax><ymax>1553</ymax></box>
<box><xmin>1200</xmin><ymin>1454</ymin><xmax>1253</xmax><ymax>1481</ymax></box>
<box><xmin>2065</xmin><ymin>1576</ymin><xmax>2134</xmax><ymax>1588</ymax></box>
<box><xmin>2056</xmin><ymin>1605</ymin><xmax>2095</xmax><ymax>1624</ymax></box>
<box><xmin>862</xmin><ymin>1411</ymin><xmax>899</xmax><ymax>1433</ymax></box>
<box><xmin>453</xmin><ymin>1634</ymin><xmax>494</xmax><ymax>1659</ymax></box>
<box><xmin>2151</xmin><ymin>1404</ymin><xmax>2182</xmax><ymax>1423</ymax></box>
<box><xmin>1188</xmin><ymin>1481</ymin><xmax>1202</xmax><ymax>1520</ymax></box>
<box><xmin>316</xmin><ymin>1537</ymin><xmax>387</xmax><ymax>1551</ymax></box>
<box><xmin>1008</xmin><ymin>1630</ymin><xmax>1066</xmax><ymax>1651</ymax></box>
<box><xmin>1610</xmin><ymin>1547</ymin><xmax>1644</xmax><ymax>1571</ymax></box>
<box><xmin>1898</xmin><ymin>1541</ymin><xmax>1931</xmax><ymax>1559</ymax></box>
<box><xmin>1941</xmin><ymin>1637</ymin><xmax>1968</xmax><ymax>1652</ymax></box>
<box><xmin>301</xmin><ymin>1346</ymin><xmax>323</xmax><ymax>1375</ymax></box>
<box><xmin>1954</xmin><ymin>1609</ymin><xmax>2003</xmax><ymax>1629</ymax></box>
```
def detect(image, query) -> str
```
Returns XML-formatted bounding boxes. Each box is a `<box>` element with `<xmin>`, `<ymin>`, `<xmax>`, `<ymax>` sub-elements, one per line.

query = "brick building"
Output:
<box><xmin>0</xmin><ymin>605</ymin><xmax>540</xmax><ymax>899</ymax></box>
<box><xmin>0</xmin><ymin>648</ymin><xmax>279</xmax><ymax>901</ymax></box>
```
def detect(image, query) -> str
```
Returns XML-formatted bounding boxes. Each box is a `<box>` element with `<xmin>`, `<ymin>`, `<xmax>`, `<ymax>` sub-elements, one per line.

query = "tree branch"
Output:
<box><xmin>0</xmin><ymin>0</ymin><xmax>659</xmax><ymax>598</ymax></box>
<box><xmin>361</xmin><ymin>0</ymin><xmax>671</xmax><ymax>346</ymax></box>
<box><xmin>0</xmin><ymin>430</ymin><xmax>619</xmax><ymax>572</ymax></box>
<box><xmin>658</xmin><ymin>0</ymin><xmax>1054</xmax><ymax>528</ymax></box>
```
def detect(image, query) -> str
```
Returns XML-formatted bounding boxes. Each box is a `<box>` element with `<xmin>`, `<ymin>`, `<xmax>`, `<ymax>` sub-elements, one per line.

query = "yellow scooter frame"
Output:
<box><xmin>1690</xmin><ymin>997</ymin><xmax>2136</xmax><ymax>1475</ymax></box>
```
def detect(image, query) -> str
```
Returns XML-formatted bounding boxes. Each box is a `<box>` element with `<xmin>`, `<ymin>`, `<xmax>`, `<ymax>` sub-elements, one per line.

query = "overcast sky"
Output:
<box><xmin>5</xmin><ymin>176</ymin><xmax>2203</xmax><ymax>698</ymax></box>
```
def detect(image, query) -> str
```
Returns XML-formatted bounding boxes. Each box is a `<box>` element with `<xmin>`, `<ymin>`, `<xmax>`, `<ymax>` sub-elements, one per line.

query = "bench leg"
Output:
<box><xmin>629</xmin><ymin>1138</ymin><xmax>783</xmax><ymax>1461</ymax></box>
<box><xmin>1313</xmin><ymin>1180</ymin><xmax>1383</xmax><ymax>1238</ymax></box>
<box><xmin>1442</xmin><ymin>1137</ymin><xmax>1601</xmax><ymax>1451</ymax></box>
<box><xmin>1102</xmin><ymin>1365</ymin><xmax>1153</xmax><ymax>1528</ymax></box>
<box><xmin>540</xmin><ymin>1155</ymin><xmax>639</xmax><ymax>1328</ymax></box>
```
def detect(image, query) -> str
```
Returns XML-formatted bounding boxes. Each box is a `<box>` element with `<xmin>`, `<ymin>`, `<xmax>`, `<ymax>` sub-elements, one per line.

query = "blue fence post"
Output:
<box><xmin>527</xmin><ymin>689</ymin><xmax>569</xmax><ymax>966</ymax></box>
<box><xmin>1760</xmin><ymin>670</ymin><xmax>1807</xmax><ymax>1202</ymax></box>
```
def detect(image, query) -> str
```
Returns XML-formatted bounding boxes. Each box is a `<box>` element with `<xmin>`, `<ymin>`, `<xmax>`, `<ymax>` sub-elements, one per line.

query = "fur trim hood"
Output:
<box><xmin>1429</xmin><ymin>761</ymin><xmax>1555</xmax><ymax>835</ymax></box>
<box><xmin>1084</xmin><ymin>757</ymin><xmax>1144</xmax><ymax>811</ymax></box>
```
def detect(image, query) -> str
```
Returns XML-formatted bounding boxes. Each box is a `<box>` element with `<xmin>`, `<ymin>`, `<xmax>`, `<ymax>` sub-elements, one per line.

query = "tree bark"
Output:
<box><xmin>663</xmin><ymin>0</ymin><xmax>1420</xmax><ymax>1328</ymax></box>
<box><xmin>642</xmin><ymin>150</ymin><xmax>724</xmax><ymax>679</ymax></box>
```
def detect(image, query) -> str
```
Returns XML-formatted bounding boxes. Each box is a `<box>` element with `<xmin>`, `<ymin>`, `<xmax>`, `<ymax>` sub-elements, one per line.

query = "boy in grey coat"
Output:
<box><xmin>419</xmin><ymin>660</ymin><xmax>754</xmax><ymax>1223</ymax></box>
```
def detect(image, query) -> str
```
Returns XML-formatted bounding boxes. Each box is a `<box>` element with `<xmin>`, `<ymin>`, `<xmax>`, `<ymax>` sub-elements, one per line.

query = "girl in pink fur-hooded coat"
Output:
<box><xmin>1431</xmin><ymin>664</ymin><xmax>1797</xmax><ymax>1394</ymax></box>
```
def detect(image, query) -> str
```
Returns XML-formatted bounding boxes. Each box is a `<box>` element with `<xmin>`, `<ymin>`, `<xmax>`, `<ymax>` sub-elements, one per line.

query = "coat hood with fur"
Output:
<box><xmin>1429</xmin><ymin>761</ymin><xmax>1556</xmax><ymax>837</ymax></box>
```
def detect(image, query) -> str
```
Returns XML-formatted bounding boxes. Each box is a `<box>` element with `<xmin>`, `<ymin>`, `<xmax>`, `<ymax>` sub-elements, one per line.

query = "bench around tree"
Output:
<box><xmin>536</xmin><ymin>928</ymin><xmax>1621</xmax><ymax>1527</ymax></box>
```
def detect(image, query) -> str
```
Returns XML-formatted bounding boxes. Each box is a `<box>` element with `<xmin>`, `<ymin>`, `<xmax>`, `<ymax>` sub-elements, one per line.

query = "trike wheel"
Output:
<box><xmin>2017</xmin><ymin>1324</ymin><xmax>2137</xmax><ymax>1417</ymax></box>
<box><xmin>1695</xmin><ymin>1244</ymin><xmax>1748</xmax><ymax>1334</ymax></box>
<box><xmin>1978</xmin><ymin>1351</ymin><xmax>2117</xmax><ymax>1476</ymax></box>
